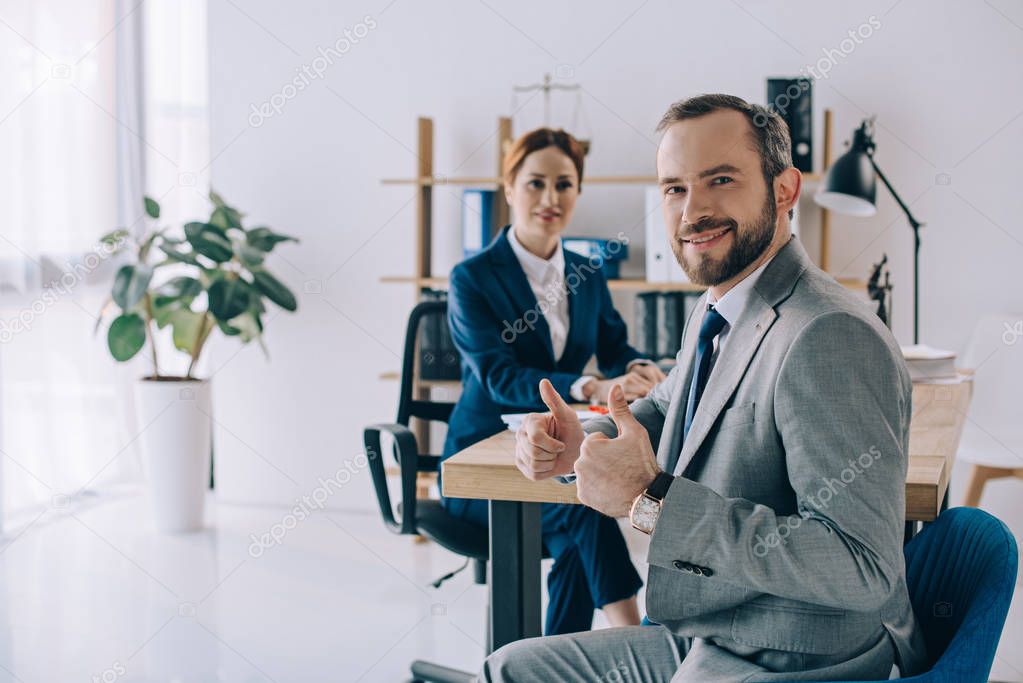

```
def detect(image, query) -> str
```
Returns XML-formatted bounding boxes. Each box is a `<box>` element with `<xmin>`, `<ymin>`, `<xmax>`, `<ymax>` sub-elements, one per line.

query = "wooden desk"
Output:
<box><xmin>442</xmin><ymin>378</ymin><xmax>973</xmax><ymax>650</ymax></box>
<box><xmin>445</xmin><ymin>380</ymin><xmax>973</xmax><ymax>518</ymax></box>
<box><xmin>906</xmin><ymin>379</ymin><xmax>973</xmax><ymax>520</ymax></box>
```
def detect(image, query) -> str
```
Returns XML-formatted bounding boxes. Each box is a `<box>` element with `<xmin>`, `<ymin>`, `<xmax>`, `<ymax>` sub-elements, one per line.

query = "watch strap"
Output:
<box><xmin>645</xmin><ymin>471</ymin><xmax>674</xmax><ymax>501</ymax></box>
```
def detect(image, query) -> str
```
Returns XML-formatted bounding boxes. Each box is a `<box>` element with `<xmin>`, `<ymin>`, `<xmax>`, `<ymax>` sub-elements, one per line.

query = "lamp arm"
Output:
<box><xmin>868</xmin><ymin>155</ymin><xmax>923</xmax><ymax>344</ymax></box>
<box><xmin>868</xmin><ymin>156</ymin><xmax>924</xmax><ymax>230</ymax></box>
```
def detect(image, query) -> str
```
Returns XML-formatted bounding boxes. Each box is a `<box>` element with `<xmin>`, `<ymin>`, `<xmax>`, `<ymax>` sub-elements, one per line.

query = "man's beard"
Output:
<box><xmin>671</xmin><ymin>193</ymin><xmax>776</xmax><ymax>286</ymax></box>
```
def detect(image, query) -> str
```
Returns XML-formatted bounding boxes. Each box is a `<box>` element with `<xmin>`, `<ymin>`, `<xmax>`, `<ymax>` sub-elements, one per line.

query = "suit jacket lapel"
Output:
<box><xmin>673</xmin><ymin>296</ymin><xmax>777</xmax><ymax>475</ymax></box>
<box><xmin>488</xmin><ymin>226</ymin><xmax>556</xmax><ymax>365</ymax></box>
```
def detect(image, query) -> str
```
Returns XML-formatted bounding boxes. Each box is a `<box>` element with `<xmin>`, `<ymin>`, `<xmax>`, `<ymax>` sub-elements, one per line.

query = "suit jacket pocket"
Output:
<box><xmin>717</xmin><ymin>402</ymin><xmax>755</xmax><ymax>431</ymax></box>
<box><xmin>730</xmin><ymin>599</ymin><xmax>865</xmax><ymax>655</ymax></box>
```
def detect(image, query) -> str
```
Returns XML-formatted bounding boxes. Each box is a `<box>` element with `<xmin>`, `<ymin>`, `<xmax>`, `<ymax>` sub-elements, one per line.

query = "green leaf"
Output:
<box><xmin>232</xmin><ymin>237</ymin><xmax>265</xmax><ymax>268</ymax></box>
<box><xmin>158</xmin><ymin>242</ymin><xmax>202</xmax><ymax>266</ymax></box>
<box><xmin>144</xmin><ymin>196</ymin><xmax>160</xmax><ymax>219</ymax></box>
<box><xmin>107</xmin><ymin>313</ymin><xmax>147</xmax><ymax>361</ymax></box>
<box><xmin>138</xmin><ymin>229</ymin><xmax>163</xmax><ymax>261</ymax></box>
<box><xmin>227</xmin><ymin>311</ymin><xmax>262</xmax><ymax>343</ymax></box>
<box><xmin>217</xmin><ymin>318</ymin><xmax>242</xmax><ymax>336</ymax></box>
<box><xmin>246</xmin><ymin>227</ymin><xmax>298</xmax><ymax>252</ymax></box>
<box><xmin>154</xmin><ymin>276</ymin><xmax>202</xmax><ymax>308</ymax></box>
<box><xmin>185</xmin><ymin>223</ymin><xmax>233</xmax><ymax>262</ymax></box>
<box><xmin>251</xmin><ymin>269</ymin><xmax>297</xmax><ymax>311</ymax></box>
<box><xmin>168</xmin><ymin>309</ymin><xmax>205</xmax><ymax>353</ymax></box>
<box><xmin>112</xmin><ymin>264</ymin><xmax>153</xmax><ymax>310</ymax></box>
<box><xmin>185</xmin><ymin>221</ymin><xmax>219</xmax><ymax>238</ymax></box>
<box><xmin>210</xmin><ymin>206</ymin><xmax>243</xmax><ymax>231</ymax></box>
<box><xmin>208</xmin><ymin>278</ymin><xmax>252</xmax><ymax>320</ymax></box>
<box><xmin>99</xmin><ymin>229</ymin><xmax>130</xmax><ymax>248</ymax></box>
<box><xmin>152</xmin><ymin>299</ymin><xmax>177</xmax><ymax>329</ymax></box>
<box><xmin>209</xmin><ymin>189</ymin><xmax>226</xmax><ymax>208</ymax></box>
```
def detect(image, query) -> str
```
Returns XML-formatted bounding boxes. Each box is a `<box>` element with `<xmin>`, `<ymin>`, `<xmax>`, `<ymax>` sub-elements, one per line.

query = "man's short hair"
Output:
<box><xmin>657</xmin><ymin>94</ymin><xmax>795</xmax><ymax>219</ymax></box>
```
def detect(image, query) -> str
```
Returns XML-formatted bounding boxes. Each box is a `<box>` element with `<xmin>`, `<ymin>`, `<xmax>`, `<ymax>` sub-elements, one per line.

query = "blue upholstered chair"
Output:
<box><xmin>779</xmin><ymin>506</ymin><xmax>1018</xmax><ymax>682</ymax></box>
<box><xmin>892</xmin><ymin>507</ymin><xmax>1018</xmax><ymax>682</ymax></box>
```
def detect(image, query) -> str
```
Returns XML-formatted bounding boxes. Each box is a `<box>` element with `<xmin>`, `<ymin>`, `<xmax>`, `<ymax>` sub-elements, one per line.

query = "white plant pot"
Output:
<box><xmin>134</xmin><ymin>378</ymin><xmax>212</xmax><ymax>533</ymax></box>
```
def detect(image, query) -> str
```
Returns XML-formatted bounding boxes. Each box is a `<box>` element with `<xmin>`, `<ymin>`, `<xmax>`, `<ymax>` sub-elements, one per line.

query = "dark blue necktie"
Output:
<box><xmin>671</xmin><ymin>306</ymin><xmax>728</xmax><ymax>473</ymax></box>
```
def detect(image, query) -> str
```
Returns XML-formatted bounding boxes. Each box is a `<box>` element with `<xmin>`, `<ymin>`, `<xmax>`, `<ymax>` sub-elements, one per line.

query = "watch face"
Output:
<box><xmin>631</xmin><ymin>495</ymin><xmax>660</xmax><ymax>534</ymax></box>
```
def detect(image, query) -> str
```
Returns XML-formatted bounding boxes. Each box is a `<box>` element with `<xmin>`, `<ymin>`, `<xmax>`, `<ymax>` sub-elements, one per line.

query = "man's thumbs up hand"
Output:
<box><xmin>576</xmin><ymin>384</ymin><xmax>661</xmax><ymax>518</ymax></box>
<box><xmin>514</xmin><ymin>379</ymin><xmax>584</xmax><ymax>481</ymax></box>
<box><xmin>607</xmin><ymin>382</ymin><xmax>642</xmax><ymax>437</ymax></box>
<box><xmin>539</xmin><ymin>377</ymin><xmax>575</xmax><ymax>423</ymax></box>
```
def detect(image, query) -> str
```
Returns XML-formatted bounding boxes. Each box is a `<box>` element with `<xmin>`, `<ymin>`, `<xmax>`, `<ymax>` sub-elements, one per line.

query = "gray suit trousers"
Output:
<box><xmin>478</xmin><ymin>624</ymin><xmax>896</xmax><ymax>683</ymax></box>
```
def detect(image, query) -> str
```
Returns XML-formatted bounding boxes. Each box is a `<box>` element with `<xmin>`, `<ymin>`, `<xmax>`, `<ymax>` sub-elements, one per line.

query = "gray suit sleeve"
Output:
<box><xmin>647</xmin><ymin>311</ymin><xmax>911</xmax><ymax>612</ymax></box>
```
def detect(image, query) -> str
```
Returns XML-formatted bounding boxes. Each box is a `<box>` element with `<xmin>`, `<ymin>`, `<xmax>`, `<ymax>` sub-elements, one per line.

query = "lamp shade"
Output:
<box><xmin>814</xmin><ymin>127</ymin><xmax>878</xmax><ymax>217</ymax></box>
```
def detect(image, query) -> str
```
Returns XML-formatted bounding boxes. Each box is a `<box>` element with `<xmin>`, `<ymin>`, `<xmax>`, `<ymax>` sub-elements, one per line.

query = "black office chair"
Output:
<box><xmin>364</xmin><ymin>299</ymin><xmax>482</xmax><ymax>683</ymax></box>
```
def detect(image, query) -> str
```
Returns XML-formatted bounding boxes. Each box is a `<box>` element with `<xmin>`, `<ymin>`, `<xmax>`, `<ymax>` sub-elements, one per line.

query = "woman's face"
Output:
<box><xmin>505</xmin><ymin>146</ymin><xmax>580</xmax><ymax>238</ymax></box>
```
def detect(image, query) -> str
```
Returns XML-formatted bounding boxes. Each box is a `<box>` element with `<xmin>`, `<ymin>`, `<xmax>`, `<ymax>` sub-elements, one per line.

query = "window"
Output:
<box><xmin>0</xmin><ymin>0</ymin><xmax>209</xmax><ymax>525</ymax></box>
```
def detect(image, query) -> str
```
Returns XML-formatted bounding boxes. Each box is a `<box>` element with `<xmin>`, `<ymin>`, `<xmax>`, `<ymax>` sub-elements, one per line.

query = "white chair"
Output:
<box><xmin>957</xmin><ymin>313</ymin><xmax>1023</xmax><ymax>507</ymax></box>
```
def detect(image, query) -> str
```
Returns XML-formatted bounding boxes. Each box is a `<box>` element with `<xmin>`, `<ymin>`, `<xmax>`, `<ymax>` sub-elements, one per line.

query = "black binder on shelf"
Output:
<box><xmin>634</xmin><ymin>292</ymin><xmax>659</xmax><ymax>359</ymax></box>
<box><xmin>656</xmin><ymin>292</ymin><xmax>686</xmax><ymax>360</ymax></box>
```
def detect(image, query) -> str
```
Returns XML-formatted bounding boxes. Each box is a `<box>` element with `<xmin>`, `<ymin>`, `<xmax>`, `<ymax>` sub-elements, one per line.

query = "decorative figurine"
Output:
<box><xmin>867</xmin><ymin>254</ymin><xmax>893</xmax><ymax>329</ymax></box>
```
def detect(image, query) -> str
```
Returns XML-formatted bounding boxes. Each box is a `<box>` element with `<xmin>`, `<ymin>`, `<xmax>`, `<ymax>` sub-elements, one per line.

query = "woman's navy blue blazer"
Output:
<box><xmin>442</xmin><ymin>225</ymin><xmax>643</xmax><ymax>459</ymax></box>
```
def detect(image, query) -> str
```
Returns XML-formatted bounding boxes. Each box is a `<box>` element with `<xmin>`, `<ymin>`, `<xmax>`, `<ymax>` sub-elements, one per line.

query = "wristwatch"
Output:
<box><xmin>630</xmin><ymin>472</ymin><xmax>674</xmax><ymax>535</ymax></box>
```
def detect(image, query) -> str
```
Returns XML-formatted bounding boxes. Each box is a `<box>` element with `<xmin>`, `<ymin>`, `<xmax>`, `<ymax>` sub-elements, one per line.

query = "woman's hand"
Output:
<box><xmin>584</xmin><ymin>372</ymin><xmax>653</xmax><ymax>403</ymax></box>
<box><xmin>628</xmin><ymin>361</ymin><xmax>666</xmax><ymax>385</ymax></box>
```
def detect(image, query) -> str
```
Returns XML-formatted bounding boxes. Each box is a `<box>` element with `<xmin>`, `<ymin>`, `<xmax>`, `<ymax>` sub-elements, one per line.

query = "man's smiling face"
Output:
<box><xmin>656</xmin><ymin>109</ymin><xmax>778</xmax><ymax>287</ymax></box>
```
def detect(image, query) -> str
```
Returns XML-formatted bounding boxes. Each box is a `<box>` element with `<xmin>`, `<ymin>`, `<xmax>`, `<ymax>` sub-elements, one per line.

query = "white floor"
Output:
<box><xmin>0</xmin><ymin>492</ymin><xmax>1019</xmax><ymax>683</ymax></box>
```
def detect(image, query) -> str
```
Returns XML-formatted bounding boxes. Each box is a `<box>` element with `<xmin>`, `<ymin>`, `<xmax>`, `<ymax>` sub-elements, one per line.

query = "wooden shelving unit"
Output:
<box><xmin>379</xmin><ymin>112</ymin><xmax>843</xmax><ymax>293</ymax></box>
<box><xmin>378</xmin><ymin>371</ymin><xmax>460</xmax><ymax>390</ymax></box>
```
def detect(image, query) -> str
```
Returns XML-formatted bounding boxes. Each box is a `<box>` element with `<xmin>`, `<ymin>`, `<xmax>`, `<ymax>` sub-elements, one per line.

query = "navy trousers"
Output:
<box><xmin>443</xmin><ymin>496</ymin><xmax>643</xmax><ymax>635</ymax></box>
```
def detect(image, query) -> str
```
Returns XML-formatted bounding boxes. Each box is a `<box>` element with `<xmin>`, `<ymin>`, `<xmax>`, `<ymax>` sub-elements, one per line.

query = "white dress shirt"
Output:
<box><xmin>506</xmin><ymin>226</ymin><xmax>647</xmax><ymax>400</ymax></box>
<box><xmin>704</xmin><ymin>250</ymin><xmax>779</xmax><ymax>371</ymax></box>
<box><xmin>507</xmin><ymin>226</ymin><xmax>594</xmax><ymax>399</ymax></box>
<box><xmin>507</xmin><ymin>225</ymin><xmax>571</xmax><ymax>358</ymax></box>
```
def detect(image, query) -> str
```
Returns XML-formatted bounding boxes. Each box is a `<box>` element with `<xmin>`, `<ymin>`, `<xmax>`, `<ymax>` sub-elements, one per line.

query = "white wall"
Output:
<box><xmin>205</xmin><ymin>1</ymin><xmax>1023</xmax><ymax>521</ymax></box>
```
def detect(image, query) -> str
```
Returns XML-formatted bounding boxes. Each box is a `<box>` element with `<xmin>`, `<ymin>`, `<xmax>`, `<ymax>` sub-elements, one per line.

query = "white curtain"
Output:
<box><xmin>0</xmin><ymin>0</ymin><xmax>209</xmax><ymax>526</ymax></box>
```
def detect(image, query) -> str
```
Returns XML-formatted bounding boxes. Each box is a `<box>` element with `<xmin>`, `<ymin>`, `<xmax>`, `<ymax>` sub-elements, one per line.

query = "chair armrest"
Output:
<box><xmin>364</xmin><ymin>423</ymin><xmax>419</xmax><ymax>535</ymax></box>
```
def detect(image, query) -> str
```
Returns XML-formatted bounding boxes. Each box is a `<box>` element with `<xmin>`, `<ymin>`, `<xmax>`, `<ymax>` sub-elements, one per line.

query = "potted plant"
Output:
<box><xmin>97</xmin><ymin>191</ymin><xmax>298</xmax><ymax>532</ymax></box>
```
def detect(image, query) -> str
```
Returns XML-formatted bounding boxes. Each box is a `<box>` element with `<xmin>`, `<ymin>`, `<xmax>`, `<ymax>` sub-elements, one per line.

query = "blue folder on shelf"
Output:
<box><xmin>461</xmin><ymin>189</ymin><xmax>495</xmax><ymax>258</ymax></box>
<box><xmin>562</xmin><ymin>236</ymin><xmax>629</xmax><ymax>279</ymax></box>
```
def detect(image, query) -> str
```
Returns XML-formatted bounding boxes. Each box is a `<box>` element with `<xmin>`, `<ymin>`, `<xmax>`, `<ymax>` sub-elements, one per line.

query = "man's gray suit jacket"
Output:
<box><xmin>585</xmin><ymin>237</ymin><xmax>925</xmax><ymax>674</ymax></box>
